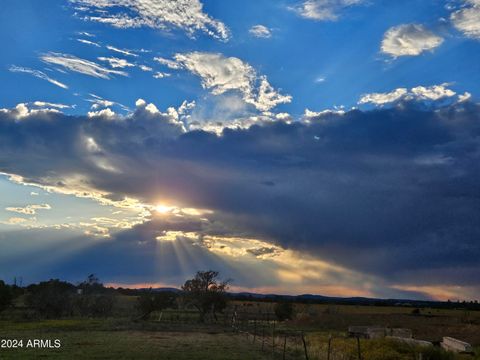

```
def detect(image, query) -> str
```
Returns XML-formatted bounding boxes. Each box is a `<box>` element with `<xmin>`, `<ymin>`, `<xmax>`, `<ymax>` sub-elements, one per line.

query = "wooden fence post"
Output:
<box><xmin>272</xmin><ymin>320</ymin><xmax>276</xmax><ymax>358</ymax></box>
<box><xmin>327</xmin><ymin>334</ymin><xmax>332</xmax><ymax>360</ymax></box>
<box><xmin>283</xmin><ymin>335</ymin><xmax>287</xmax><ymax>360</ymax></box>
<box><xmin>301</xmin><ymin>332</ymin><xmax>309</xmax><ymax>360</ymax></box>
<box><xmin>253</xmin><ymin>319</ymin><xmax>257</xmax><ymax>343</ymax></box>
<box><xmin>356</xmin><ymin>336</ymin><xmax>362</xmax><ymax>360</ymax></box>
<box><xmin>262</xmin><ymin>320</ymin><xmax>266</xmax><ymax>351</ymax></box>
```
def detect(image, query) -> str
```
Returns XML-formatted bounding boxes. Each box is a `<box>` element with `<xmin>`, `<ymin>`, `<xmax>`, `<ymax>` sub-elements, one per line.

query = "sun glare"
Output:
<box><xmin>155</xmin><ymin>204</ymin><xmax>175</xmax><ymax>214</ymax></box>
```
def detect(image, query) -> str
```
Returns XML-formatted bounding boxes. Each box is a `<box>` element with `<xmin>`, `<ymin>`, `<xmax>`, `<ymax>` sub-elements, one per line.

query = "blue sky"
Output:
<box><xmin>1</xmin><ymin>0</ymin><xmax>480</xmax><ymax>300</ymax></box>
<box><xmin>1</xmin><ymin>0</ymin><xmax>478</xmax><ymax>116</ymax></box>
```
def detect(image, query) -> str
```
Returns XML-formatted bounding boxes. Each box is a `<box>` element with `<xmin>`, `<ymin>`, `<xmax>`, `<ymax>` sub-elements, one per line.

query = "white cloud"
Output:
<box><xmin>77</xmin><ymin>38</ymin><xmax>101</xmax><ymax>47</ymax></box>
<box><xmin>41</xmin><ymin>52</ymin><xmax>128</xmax><ymax>79</ymax></box>
<box><xmin>451</xmin><ymin>1</ymin><xmax>480</xmax><ymax>39</ymax></box>
<box><xmin>76</xmin><ymin>31</ymin><xmax>95</xmax><ymax>37</ymax></box>
<box><xmin>98</xmin><ymin>56</ymin><xmax>135</xmax><ymax>69</ymax></box>
<box><xmin>139</xmin><ymin>65</ymin><xmax>153</xmax><ymax>72</ymax></box>
<box><xmin>2</xmin><ymin>217</ymin><xmax>29</xmax><ymax>225</ymax></box>
<box><xmin>86</xmin><ymin>94</ymin><xmax>129</xmax><ymax>112</ymax></box>
<box><xmin>106</xmin><ymin>45</ymin><xmax>139</xmax><ymax>57</ymax></box>
<box><xmin>172</xmin><ymin>52</ymin><xmax>292</xmax><ymax>111</ymax></box>
<box><xmin>0</xmin><ymin>103</ymin><xmax>62</xmax><ymax>119</ymax></box>
<box><xmin>6</xmin><ymin>204</ymin><xmax>51</xmax><ymax>215</ymax></box>
<box><xmin>69</xmin><ymin>0</ymin><xmax>230</xmax><ymax>40</ymax></box>
<box><xmin>358</xmin><ymin>88</ymin><xmax>408</xmax><ymax>105</ymax></box>
<box><xmin>358</xmin><ymin>84</ymin><xmax>461</xmax><ymax>105</ymax></box>
<box><xmin>88</xmin><ymin>108</ymin><xmax>117</xmax><ymax>118</ymax></box>
<box><xmin>154</xmin><ymin>56</ymin><xmax>183</xmax><ymax>69</ymax></box>
<box><xmin>411</xmin><ymin>85</ymin><xmax>456</xmax><ymax>101</ymax></box>
<box><xmin>153</xmin><ymin>71</ymin><xmax>171</xmax><ymax>79</ymax></box>
<box><xmin>32</xmin><ymin>101</ymin><xmax>72</xmax><ymax>109</ymax></box>
<box><xmin>249</xmin><ymin>25</ymin><xmax>272</xmax><ymax>38</ymax></box>
<box><xmin>458</xmin><ymin>92</ymin><xmax>472</xmax><ymax>102</ymax></box>
<box><xmin>9</xmin><ymin>65</ymin><xmax>68</xmax><ymax>89</ymax></box>
<box><xmin>253</xmin><ymin>76</ymin><xmax>293</xmax><ymax>112</ymax></box>
<box><xmin>293</xmin><ymin>0</ymin><xmax>364</xmax><ymax>21</ymax></box>
<box><xmin>381</xmin><ymin>24</ymin><xmax>444</xmax><ymax>57</ymax></box>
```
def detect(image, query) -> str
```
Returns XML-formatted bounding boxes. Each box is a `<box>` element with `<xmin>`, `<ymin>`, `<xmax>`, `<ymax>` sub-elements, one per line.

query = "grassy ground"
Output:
<box><xmin>2</xmin><ymin>301</ymin><xmax>480</xmax><ymax>359</ymax></box>
<box><xmin>0</xmin><ymin>319</ymin><xmax>270</xmax><ymax>360</ymax></box>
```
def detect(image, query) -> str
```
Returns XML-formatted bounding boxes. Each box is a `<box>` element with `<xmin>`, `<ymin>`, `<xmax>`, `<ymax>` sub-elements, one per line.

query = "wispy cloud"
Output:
<box><xmin>76</xmin><ymin>31</ymin><xmax>95</xmax><ymax>37</ymax></box>
<box><xmin>154</xmin><ymin>56</ymin><xmax>183</xmax><ymax>70</ymax></box>
<box><xmin>69</xmin><ymin>0</ymin><xmax>230</xmax><ymax>41</ymax></box>
<box><xmin>106</xmin><ymin>45</ymin><xmax>139</xmax><ymax>57</ymax></box>
<box><xmin>32</xmin><ymin>101</ymin><xmax>73</xmax><ymax>109</ymax></box>
<box><xmin>6</xmin><ymin>203</ymin><xmax>51</xmax><ymax>215</ymax></box>
<box><xmin>9</xmin><ymin>65</ymin><xmax>68</xmax><ymax>89</ymax></box>
<box><xmin>77</xmin><ymin>38</ymin><xmax>101</xmax><ymax>47</ymax></box>
<box><xmin>40</xmin><ymin>52</ymin><xmax>128</xmax><ymax>79</ymax></box>
<box><xmin>98</xmin><ymin>56</ymin><xmax>135</xmax><ymax>69</ymax></box>
<box><xmin>153</xmin><ymin>71</ymin><xmax>171</xmax><ymax>79</ymax></box>
<box><xmin>139</xmin><ymin>65</ymin><xmax>153</xmax><ymax>72</ymax></box>
<box><xmin>86</xmin><ymin>93</ymin><xmax>129</xmax><ymax>112</ymax></box>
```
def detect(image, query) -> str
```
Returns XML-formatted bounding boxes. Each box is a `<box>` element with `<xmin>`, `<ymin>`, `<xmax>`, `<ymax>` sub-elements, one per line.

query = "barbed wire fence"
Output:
<box><xmin>149</xmin><ymin>308</ymin><xmax>367</xmax><ymax>360</ymax></box>
<box><xmin>228</xmin><ymin>310</ymin><xmax>365</xmax><ymax>360</ymax></box>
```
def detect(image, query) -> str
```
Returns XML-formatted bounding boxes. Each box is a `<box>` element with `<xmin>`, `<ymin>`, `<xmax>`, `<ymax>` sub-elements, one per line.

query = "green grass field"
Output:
<box><xmin>2</xmin><ymin>299</ymin><xmax>480</xmax><ymax>359</ymax></box>
<box><xmin>0</xmin><ymin>318</ymin><xmax>270</xmax><ymax>360</ymax></box>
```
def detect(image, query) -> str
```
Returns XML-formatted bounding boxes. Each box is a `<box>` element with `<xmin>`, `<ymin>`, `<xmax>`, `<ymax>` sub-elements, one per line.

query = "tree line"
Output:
<box><xmin>0</xmin><ymin>270</ymin><xmax>245</xmax><ymax>321</ymax></box>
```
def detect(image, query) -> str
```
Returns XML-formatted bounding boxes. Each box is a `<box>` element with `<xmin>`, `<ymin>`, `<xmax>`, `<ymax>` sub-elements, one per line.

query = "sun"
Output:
<box><xmin>155</xmin><ymin>204</ymin><xmax>175</xmax><ymax>214</ymax></box>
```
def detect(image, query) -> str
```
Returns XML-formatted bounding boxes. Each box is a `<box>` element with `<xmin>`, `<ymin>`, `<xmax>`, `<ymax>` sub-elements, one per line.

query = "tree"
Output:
<box><xmin>137</xmin><ymin>290</ymin><xmax>177</xmax><ymax>320</ymax></box>
<box><xmin>74</xmin><ymin>275</ymin><xmax>115</xmax><ymax>317</ymax></box>
<box><xmin>78</xmin><ymin>274</ymin><xmax>105</xmax><ymax>295</ymax></box>
<box><xmin>274</xmin><ymin>301</ymin><xmax>295</xmax><ymax>321</ymax></box>
<box><xmin>26</xmin><ymin>279</ymin><xmax>76</xmax><ymax>318</ymax></box>
<box><xmin>182</xmin><ymin>270</ymin><xmax>230</xmax><ymax>322</ymax></box>
<box><xmin>0</xmin><ymin>280</ymin><xmax>12</xmax><ymax>313</ymax></box>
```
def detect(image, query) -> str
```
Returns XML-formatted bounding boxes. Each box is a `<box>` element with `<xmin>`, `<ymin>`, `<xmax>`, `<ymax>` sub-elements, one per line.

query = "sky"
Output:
<box><xmin>1</xmin><ymin>0</ymin><xmax>480</xmax><ymax>301</ymax></box>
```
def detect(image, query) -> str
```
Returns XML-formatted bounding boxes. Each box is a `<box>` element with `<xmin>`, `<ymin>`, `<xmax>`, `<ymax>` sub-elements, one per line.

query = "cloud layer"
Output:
<box><xmin>359</xmin><ymin>84</ymin><xmax>460</xmax><ymax>105</ymax></box>
<box><xmin>1</xmin><ymin>100</ymin><xmax>480</xmax><ymax>298</ymax></box>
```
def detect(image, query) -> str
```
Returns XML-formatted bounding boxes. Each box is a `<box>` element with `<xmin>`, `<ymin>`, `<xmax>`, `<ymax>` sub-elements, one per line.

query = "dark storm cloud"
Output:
<box><xmin>1</xmin><ymin>101</ymin><xmax>480</xmax><ymax>289</ymax></box>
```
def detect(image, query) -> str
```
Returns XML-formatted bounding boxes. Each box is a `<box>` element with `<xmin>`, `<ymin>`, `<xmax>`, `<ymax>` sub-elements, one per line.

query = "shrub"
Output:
<box><xmin>26</xmin><ymin>279</ymin><xmax>76</xmax><ymax>318</ymax></box>
<box><xmin>137</xmin><ymin>291</ymin><xmax>177</xmax><ymax>320</ymax></box>
<box><xmin>274</xmin><ymin>301</ymin><xmax>294</xmax><ymax>321</ymax></box>
<box><xmin>0</xmin><ymin>280</ymin><xmax>12</xmax><ymax>313</ymax></box>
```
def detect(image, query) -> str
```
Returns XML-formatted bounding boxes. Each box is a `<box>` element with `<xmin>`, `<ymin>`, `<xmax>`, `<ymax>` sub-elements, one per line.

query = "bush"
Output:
<box><xmin>26</xmin><ymin>279</ymin><xmax>75</xmax><ymax>318</ymax></box>
<box><xmin>274</xmin><ymin>301</ymin><xmax>294</xmax><ymax>321</ymax></box>
<box><xmin>137</xmin><ymin>291</ymin><xmax>177</xmax><ymax>319</ymax></box>
<box><xmin>0</xmin><ymin>280</ymin><xmax>12</xmax><ymax>313</ymax></box>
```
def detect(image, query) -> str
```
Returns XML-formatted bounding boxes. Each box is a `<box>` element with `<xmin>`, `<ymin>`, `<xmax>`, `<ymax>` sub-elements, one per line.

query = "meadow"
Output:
<box><xmin>1</xmin><ymin>297</ymin><xmax>480</xmax><ymax>359</ymax></box>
